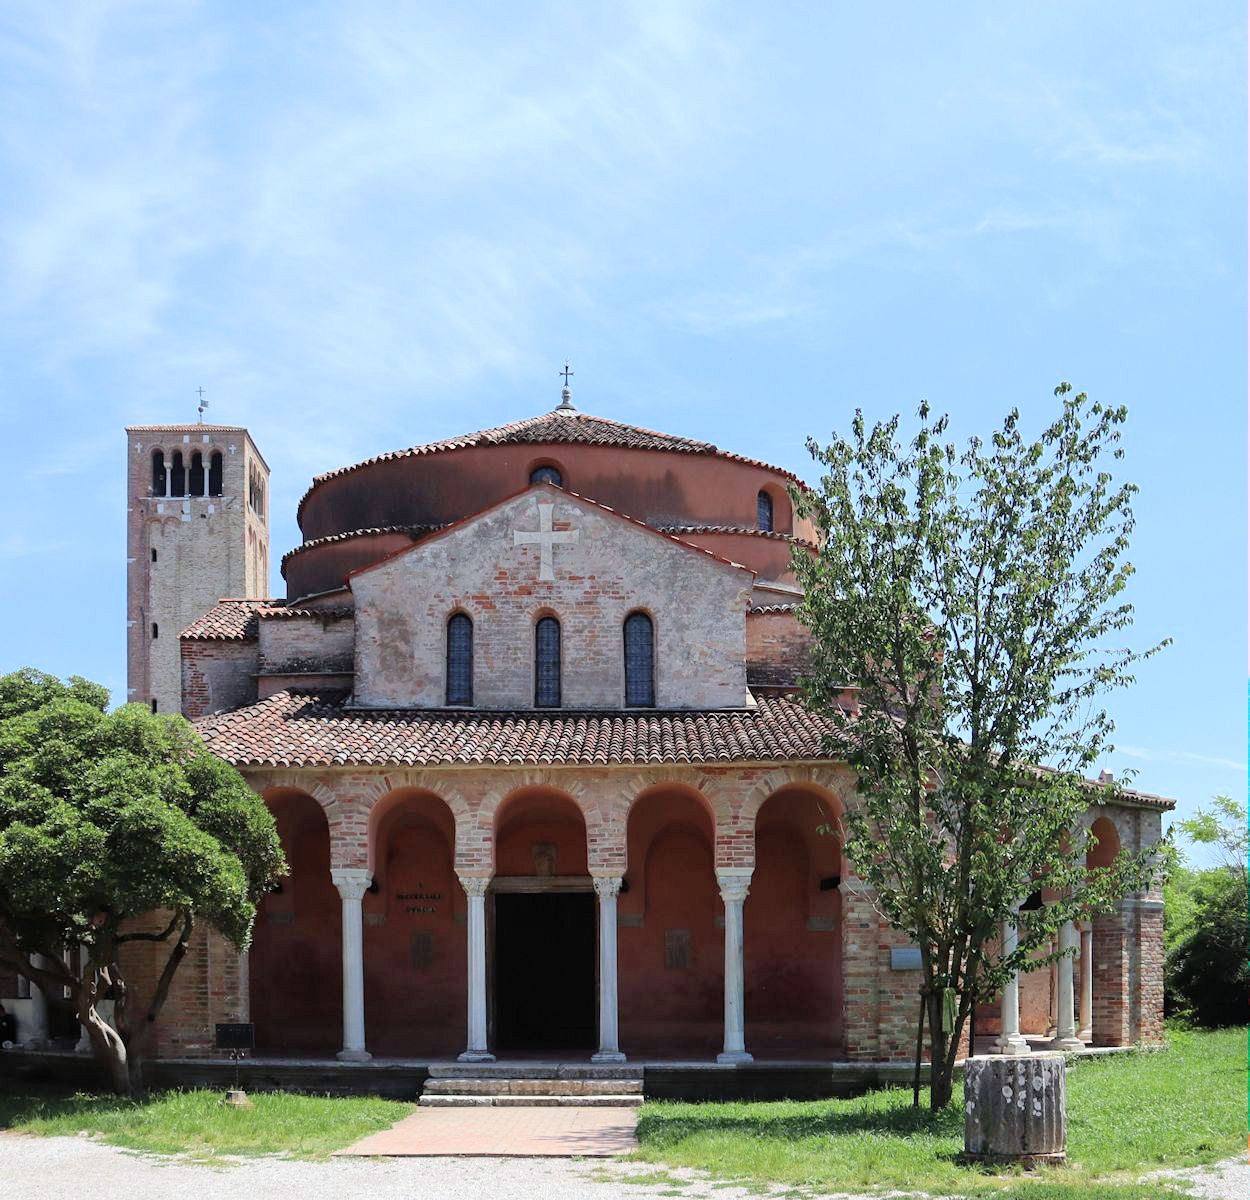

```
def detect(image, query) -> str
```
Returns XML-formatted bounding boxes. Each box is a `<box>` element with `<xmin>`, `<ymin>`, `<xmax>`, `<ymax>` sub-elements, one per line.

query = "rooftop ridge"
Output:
<box><xmin>296</xmin><ymin>407</ymin><xmax>804</xmax><ymax>524</ymax></box>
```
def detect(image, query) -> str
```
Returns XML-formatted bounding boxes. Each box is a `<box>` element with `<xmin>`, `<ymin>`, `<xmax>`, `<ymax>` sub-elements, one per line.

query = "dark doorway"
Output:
<box><xmin>494</xmin><ymin>891</ymin><xmax>596</xmax><ymax>1053</ymax></box>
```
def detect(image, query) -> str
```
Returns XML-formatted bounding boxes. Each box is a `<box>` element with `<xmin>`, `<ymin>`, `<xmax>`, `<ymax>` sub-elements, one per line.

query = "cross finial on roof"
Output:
<box><xmin>556</xmin><ymin>360</ymin><xmax>576</xmax><ymax>411</ymax></box>
<box><xmin>196</xmin><ymin>386</ymin><xmax>208</xmax><ymax>424</ymax></box>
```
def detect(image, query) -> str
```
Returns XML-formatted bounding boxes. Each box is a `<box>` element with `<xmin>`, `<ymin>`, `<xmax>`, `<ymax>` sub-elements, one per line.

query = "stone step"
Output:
<box><xmin>426</xmin><ymin>1063</ymin><xmax>644</xmax><ymax>1080</ymax></box>
<box><xmin>422</xmin><ymin>1077</ymin><xmax>643</xmax><ymax>1096</ymax></box>
<box><xmin>419</xmin><ymin>1093</ymin><xmax>644</xmax><ymax>1108</ymax></box>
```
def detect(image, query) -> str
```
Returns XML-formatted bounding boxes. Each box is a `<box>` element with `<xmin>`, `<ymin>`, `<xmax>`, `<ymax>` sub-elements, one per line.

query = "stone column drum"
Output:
<box><xmin>963</xmin><ymin>1052</ymin><xmax>1067</xmax><ymax>1164</ymax></box>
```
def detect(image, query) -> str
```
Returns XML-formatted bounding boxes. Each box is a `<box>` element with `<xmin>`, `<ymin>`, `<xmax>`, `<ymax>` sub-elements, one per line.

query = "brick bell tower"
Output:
<box><xmin>125</xmin><ymin>422</ymin><xmax>270</xmax><ymax>716</ymax></box>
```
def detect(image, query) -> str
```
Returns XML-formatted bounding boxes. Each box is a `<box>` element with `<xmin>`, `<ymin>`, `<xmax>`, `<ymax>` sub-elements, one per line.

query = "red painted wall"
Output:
<box><xmin>251</xmin><ymin>791</ymin><xmax>342</xmax><ymax>1054</ymax></box>
<box><xmin>495</xmin><ymin>790</ymin><xmax>589</xmax><ymax>877</ymax></box>
<box><xmin>745</xmin><ymin>790</ymin><xmax>843</xmax><ymax>1056</ymax></box>
<box><xmin>619</xmin><ymin>791</ymin><xmax>723</xmax><ymax>1057</ymax></box>
<box><xmin>364</xmin><ymin>795</ymin><xmax>465</xmax><ymax>1056</ymax></box>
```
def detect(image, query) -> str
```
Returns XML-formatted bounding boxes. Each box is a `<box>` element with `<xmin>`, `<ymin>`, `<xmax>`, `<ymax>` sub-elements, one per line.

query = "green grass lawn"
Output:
<box><xmin>0</xmin><ymin>1027</ymin><xmax>1242</xmax><ymax>1193</ymax></box>
<box><xmin>632</xmin><ymin>1026</ymin><xmax>1248</xmax><ymax>1199</ymax></box>
<box><xmin>0</xmin><ymin>1087</ymin><xmax>414</xmax><ymax>1161</ymax></box>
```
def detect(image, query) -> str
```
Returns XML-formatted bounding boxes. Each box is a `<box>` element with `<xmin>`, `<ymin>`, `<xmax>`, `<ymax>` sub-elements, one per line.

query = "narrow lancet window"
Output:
<box><xmin>208</xmin><ymin>452</ymin><xmax>223</xmax><ymax>497</ymax></box>
<box><xmin>151</xmin><ymin>450</ymin><xmax>166</xmax><ymax>495</ymax></box>
<box><xmin>535</xmin><ymin>616</ymin><xmax>561</xmax><ymax>707</ymax></box>
<box><xmin>189</xmin><ymin>451</ymin><xmax>205</xmax><ymax>496</ymax></box>
<box><xmin>446</xmin><ymin>613</ymin><xmax>473</xmax><ymax>705</ymax></box>
<box><xmin>151</xmin><ymin>623</ymin><xmax>158</xmax><ymax>640</ymax></box>
<box><xmin>757</xmin><ymin>490</ymin><xmax>774</xmax><ymax>532</ymax></box>
<box><xmin>624</xmin><ymin>612</ymin><xmax>655</xmax><ymax>706</ymax></box>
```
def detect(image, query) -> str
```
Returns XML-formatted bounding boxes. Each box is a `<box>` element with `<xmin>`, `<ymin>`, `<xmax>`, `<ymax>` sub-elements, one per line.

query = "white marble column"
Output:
<box><xmin>25</xmin><ymin>954</ymin><xmax>49</xmax><ymax>1049</ymax></box>
<box><xmin>592</xmin><ymin>875</ymin><xmax>626</xmax><ymax>1063</ymax></box>
<box><xmin>1053</xmin><ymin>920</ymin><xmax>1083</xmax><ymax>1050</ymax></box>
<box><xmin>1079</xmin><ymin>924</ymin><xmax>1094</xmax><ymax>1042</ymax></box>
<box><xmin>992</xmin><ymin>909</ymin><xmax>1029</xmax><ymax>1055</ymax></box>
<box><xmin>331</xmin><ymin>868</ymin><xmax>372</xmax><ymax>1062</ymax></box>
<box><xmin>716</xmin><ymin>868</ymin><xmax>753</xmax><ymax>1064</ymax></box>
<box><xmin>457</xmin><ymin>874</ymin><xmax>495</xmax><ymax>1063</ymax></box>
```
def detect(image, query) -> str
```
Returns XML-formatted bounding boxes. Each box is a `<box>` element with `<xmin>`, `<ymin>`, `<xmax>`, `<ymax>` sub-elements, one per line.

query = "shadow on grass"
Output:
<box><xmin>637</xmin><ymin>1100</ymin><xmax>965</xmax><ymax>1148</ymax></box>
<box><xmin>0</xmin><ymin>1088</ymin><xmax>140</xmax><ymax>1130</ymax></box>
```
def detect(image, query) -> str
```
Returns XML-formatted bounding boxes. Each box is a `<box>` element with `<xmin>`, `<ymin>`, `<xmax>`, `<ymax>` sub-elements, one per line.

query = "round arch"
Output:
<box><xmin>250</xmin><ymin>788</ymin><xmax>341</xmax><ymax>1054</ymax></box>
<box><xmin>745</xmin><ymin>787</ymin><xmax>843</xmax><ymax>1056</ymax></box>
<box><xmin>619</xmin><ymin>784</ymin><xmax>721</xmax><ymax>1057</ymax></box>
<box><xmin>365</xmin><ymin>788</ymin><xmax>463</xmax><ymax>1055</ymax></box>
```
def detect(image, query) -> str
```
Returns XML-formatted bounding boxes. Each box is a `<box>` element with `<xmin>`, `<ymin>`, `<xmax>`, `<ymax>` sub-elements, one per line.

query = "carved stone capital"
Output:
<box><xmin>716</xmin><ymin>867</ymin><xmax>753</xmax><ymax>905</ymax></box>
<box><xmin>330</xmin><ymin>867</ymin><xmax>372</xmax><ymax>902</ymax></box>
<box><xmin>593</xmin><ymin>875</ymin><xmax>624</xmax><ymax>899</ymax></box>
<box><xmin>458</xmin><ymin>873</ymin><xmax>492</xmax><ymax>899</ymax></box>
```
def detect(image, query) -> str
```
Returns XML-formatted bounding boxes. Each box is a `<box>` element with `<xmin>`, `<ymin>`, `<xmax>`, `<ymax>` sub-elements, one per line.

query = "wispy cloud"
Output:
<box><xmin>1114</xmin><ymin>745</ymin><xmax>1247</xmax><ymax>774</ymax></box>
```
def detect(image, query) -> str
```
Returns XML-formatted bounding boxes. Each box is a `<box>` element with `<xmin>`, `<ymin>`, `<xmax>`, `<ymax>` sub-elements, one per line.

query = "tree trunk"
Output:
<box><xmin>926</xmin><ymin>991</ymin><xmax>953</xmax><ymax>1110</ymax></box>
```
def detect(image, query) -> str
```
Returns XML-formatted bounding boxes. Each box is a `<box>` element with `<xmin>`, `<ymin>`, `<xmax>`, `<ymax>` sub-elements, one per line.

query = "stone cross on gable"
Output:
<box><xmin>513</xmin><ymin>500</ymin><xmax>579</xmax><ymax>581</ymax></box>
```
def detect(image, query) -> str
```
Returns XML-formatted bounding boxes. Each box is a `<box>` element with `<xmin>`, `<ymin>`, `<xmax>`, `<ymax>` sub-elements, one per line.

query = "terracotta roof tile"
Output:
<box><xmin>195</xmin><ymin>689</ymin><xmax>843</xmax><ymax>768</ymax></box>
<box><xmin>658</xmin><ymin>524</ymin><xmax>816</xmax><ymax>550</ymax></box>
<box><xmin>280</xmin><ymin>525</ymin><xmax>445</xmax><ymax>574</ymax></box>
<box><xmin>298</xmin><ymin>409</ymin><xmax>803</xmax><ymax>521</ymax></box>
<box><xmin>180</xmin><ymin>599</ymin><xmax>273</xmax><ymax>641</ymax></box>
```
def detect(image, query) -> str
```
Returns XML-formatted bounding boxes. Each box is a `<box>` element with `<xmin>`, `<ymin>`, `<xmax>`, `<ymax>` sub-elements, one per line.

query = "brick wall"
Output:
<box><xmin>258</xmin><ymin>613</ymin><xmax>355</xmax><ymax>673</ymax></box>
<box><xmin>746</xmin><ymin>610</ymin><xmax>812</xmax><ymax>687</ymax></box>
<box><xmin>351</xmin><ymin>487</ymin><xmax>754</xmax><ymax>709</ymax></box>
<box><xmin>181</xmin><ymin>638</ymin><xmax>259</xmax><ymax>718</ymax></box>
<box><xmin>126</xmin><ymin>426</ymin><xmax>269</xmax><ymax>716</ymax></box>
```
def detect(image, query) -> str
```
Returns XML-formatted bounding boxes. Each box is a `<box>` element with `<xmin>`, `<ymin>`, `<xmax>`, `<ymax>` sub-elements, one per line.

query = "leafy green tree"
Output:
<box><xmin>0</xmin><ymin>669</ymin><xmax>284</xmax><ymax>1094</ymax></box>
<box><xmin>793</xmin><ymin>384</ymin><xmax>1167</xmax><ymax>1110</ymax></box>
<box><xmin>1166</xmin><ymin>796</ymin><xmax>1248</xmax><ymax>1026</ymax></box>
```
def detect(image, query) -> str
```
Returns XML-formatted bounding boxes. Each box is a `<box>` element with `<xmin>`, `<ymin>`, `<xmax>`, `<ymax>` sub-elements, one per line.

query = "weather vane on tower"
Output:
<box><xmin>196</xmin><ymin>386</ymin><xmax>208</xmax><ymax>424</ymax></box>
<box><xmin>557</xmin><ymin>361</ymin><xmax>576</xmax><ymax>411</ymax></box>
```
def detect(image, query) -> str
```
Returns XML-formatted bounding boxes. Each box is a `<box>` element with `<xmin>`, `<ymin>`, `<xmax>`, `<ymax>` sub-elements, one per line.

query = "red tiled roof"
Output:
<box><xmin>126</xmin><ymin>424</ymin><xmax>249</xmax><ymax>432</ymax></box>
<box><xmin>255</xmin><ymin>604</ymin><xmax>354</xmax><ymax>621</ymax></box>
<box><xmin>658</xmin><ymin>524</ymin><xmax>816</xmax><ymax>550</ymax></box>
<box><xmin>181</xmin><ymin>599</ymin><xmax>272</xmax><ymax>641</ymax></box>
<box><xmin>297</xmin><ymin>409</ymin><xmax>804</xmax><ymax>521</ymax></box>
<box><xmin>195</xmin><ymin>689</ymin><xmax>842</xmax><ymax>768</ymax></box>
<box><xmin>280</xmin><ymin>525</ymin><xmax>446</xmax><ymax>574</ymax></box>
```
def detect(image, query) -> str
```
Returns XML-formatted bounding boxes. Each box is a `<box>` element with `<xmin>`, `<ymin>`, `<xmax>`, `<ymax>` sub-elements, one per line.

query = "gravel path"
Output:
<box><xmin>0</xmin><ymin>1132</ymin><xmax>1244</xmax><ymax>1200</ymax></box>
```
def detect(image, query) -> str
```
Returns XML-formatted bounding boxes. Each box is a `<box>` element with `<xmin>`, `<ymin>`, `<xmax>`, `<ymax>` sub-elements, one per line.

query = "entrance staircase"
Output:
<box><xmin>419</xmin><ymin>1062</ymin><xmax>644</xmax><ymax>1107</ymax></box>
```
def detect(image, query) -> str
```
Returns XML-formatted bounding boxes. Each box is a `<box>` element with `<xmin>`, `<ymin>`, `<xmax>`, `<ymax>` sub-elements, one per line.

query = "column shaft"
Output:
<box><xmin>331</xmin><ymin>868</ymin><xmax>372</xmax><ymax>1062</ymax></box>
<box><xmin>716</xmin><ymin>869</ymin><xmax>753</xmax><ymax>1064</ymax></box>
<box><xmin>992</xmin><ymin>911</ymin><xmax>1029</xmax><ymax>1055</ymax></box>
<box><xmin>1079</xmin><ymin>925</ymin><xmax>1093</xmax><ymax>1041</ymax></box>
<box><xmin>592</xmin><ymin>876</ymin><xmax>626</xmax><ymax>1063</ymax></box>
<box><xmin>458</xmin><ymin>874</ymin><xmax>495</xmax><ymax>1063</ymax></box>
<box><xmin>1054</xmin><ymin>920</ymin><xmax>1083</xmax><ymax>1050</ymax></box>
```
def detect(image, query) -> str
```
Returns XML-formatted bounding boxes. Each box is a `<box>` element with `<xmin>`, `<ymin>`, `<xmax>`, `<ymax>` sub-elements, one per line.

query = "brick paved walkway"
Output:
<box><xmin>336</xmin><ymin>1105</ymin><xmax>638</xmax><ymax>1157</ymax></box>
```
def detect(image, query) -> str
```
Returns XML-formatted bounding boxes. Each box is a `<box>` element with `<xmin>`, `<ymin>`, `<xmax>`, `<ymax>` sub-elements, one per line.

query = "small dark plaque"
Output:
<box><xmin>410</xmin><ymin>931</ymin><xmax>434</xmax><ymax>970</ymax></box>
<box><xmin>664</xmin><ymin>929</ymin><xmax>691</xmax><ymax>970</ymax></box>
<box><xmin>215</xmin><ymin>1022</ymin><xmax>254</xmax><ymax>1050</ymax></box>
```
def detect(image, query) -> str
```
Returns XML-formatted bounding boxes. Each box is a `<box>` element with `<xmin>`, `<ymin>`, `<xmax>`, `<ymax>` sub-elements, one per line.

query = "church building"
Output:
<box><xmin>31</xmin><ymin>387</ymin><xmax>1166</xmax><ymax>1078</ymax></box>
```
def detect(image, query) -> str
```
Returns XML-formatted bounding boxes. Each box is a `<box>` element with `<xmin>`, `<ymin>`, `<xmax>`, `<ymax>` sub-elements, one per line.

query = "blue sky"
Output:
<box><xmin>0</xmin><ymin>3</ymin><xmax>1243</xmax><ymax>863</ymax></box>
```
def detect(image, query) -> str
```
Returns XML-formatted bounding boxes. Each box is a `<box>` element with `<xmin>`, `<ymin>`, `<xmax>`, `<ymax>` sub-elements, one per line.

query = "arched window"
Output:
<box><xmin>189</xmin><ymin>451</ymin><xmax>205</xmax><ymax>496</ymax></box>
<box><xmin>151</xmin><ymin>623</ymin><xmax>158</xmax><ymax>640</ymax></box>
<box><xmin>446</xmin><ymin>613</ymin><xmax>473</xmax><ymax>705</ymax></box>
<box><xmin>151</xmin><ymin>450</ymin><xmax>166</xmax><ymax>495</ymax></box>
<box><xmin>208</xmin><ymin>452</ymin><xmax>223</xmax><ymax>497</ymax></box>
<box><xmin>757</xmin><ymin>490</ymin><xmax>774</xmax><ymax>532</ymax></box>
<box><xmin>534</xmin><ymin>616</ymin><xmax>561</xmax><ymax>707</ymax></box>
<box><xmin>530</xmin><ymin>465</ymin><xmax>562</xmax><ymax>487</ymax></box>
<box><xmin>151</xmin><ymin>547</ymin><xmax>158</xmax><ymax>563</ymax></box>
<box><xmin>170</xmin><ymin>452</ymin><xmax>186</xmax><ymax>497</ymax></box>
<box><xmin>623</xmin><ymin>612</ymin><xmax>655</xmax><ymax>707</ymax></box>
